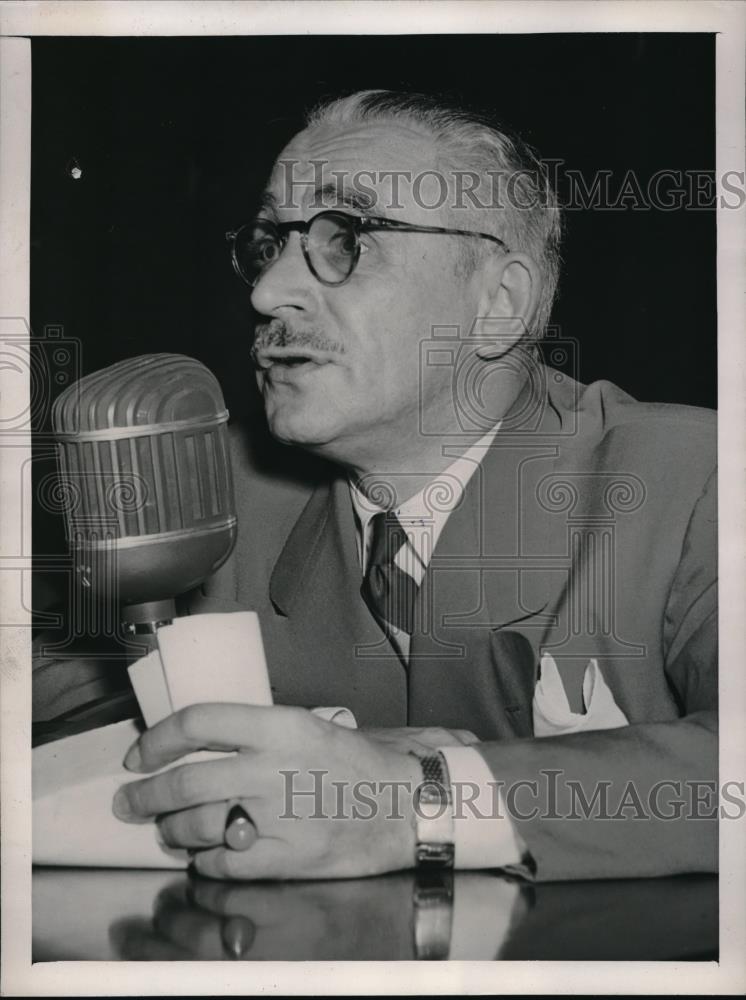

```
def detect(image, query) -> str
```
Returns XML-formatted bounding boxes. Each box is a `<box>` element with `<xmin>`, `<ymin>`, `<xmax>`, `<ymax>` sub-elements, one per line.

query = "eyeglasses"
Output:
<box><xmin>225</xmin><ymin>209</ymin><xmax>510</xmax><ymax>288</ymax></box>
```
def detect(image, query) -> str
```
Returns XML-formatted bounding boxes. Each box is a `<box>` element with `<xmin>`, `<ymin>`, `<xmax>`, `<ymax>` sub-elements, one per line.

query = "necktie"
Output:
<box><xmin>361</xmin><ymin>511</ymin><xmax>419</xmax><ymax>634</ymax></box>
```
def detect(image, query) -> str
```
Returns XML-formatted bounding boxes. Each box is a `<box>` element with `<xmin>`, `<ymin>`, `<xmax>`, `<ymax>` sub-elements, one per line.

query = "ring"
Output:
<box><xmin>223</xmin><ymin>803</ymin><xmax>257</xmax><ymax>851</ymax></box>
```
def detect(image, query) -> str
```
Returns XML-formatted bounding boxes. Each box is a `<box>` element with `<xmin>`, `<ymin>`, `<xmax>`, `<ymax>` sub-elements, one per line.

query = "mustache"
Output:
<box><xmin>251</xmin><ymin>320</ymin><xmax>346</xmax><ymax>364</ymax></box>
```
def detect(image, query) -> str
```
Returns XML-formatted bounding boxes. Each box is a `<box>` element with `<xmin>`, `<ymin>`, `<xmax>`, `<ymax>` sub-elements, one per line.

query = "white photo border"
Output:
<box><xmin>1</xmin><ymin>1</ymin><xmax>744</xmax><ymax>994</ymax></box>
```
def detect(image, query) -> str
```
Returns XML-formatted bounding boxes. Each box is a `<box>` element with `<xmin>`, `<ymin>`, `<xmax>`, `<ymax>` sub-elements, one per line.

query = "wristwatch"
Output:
<box><xmin>411</xmin><ymin>752</ymin><xmax>455</xmax><ymax>868</ymax></box>
<box><xmin>413</xmin><ymin>867</ymin><xmax>454</xmax><ymax>960</ymax></box>
<box><xmin>411</xmin><ymin>752</ymin><xmax>455</xmax><ymax>959</ymax></box>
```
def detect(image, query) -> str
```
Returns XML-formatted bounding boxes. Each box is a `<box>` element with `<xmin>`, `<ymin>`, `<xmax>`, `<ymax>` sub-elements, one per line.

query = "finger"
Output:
<box><xmin>190</xmin><ymin>877</ymin><xmax>296</xmax><ymax>922</ymax></box>
<box><xmin>152</xmin><ymin>889</ymin><xmax>226</xmax><ymax>959</ymax></box>
<box><xmin>188</xmin><ymin>877</ymin><xmax>246</xmax><ymax>915</ymax></box>
<box><xmin>153</xmin><ymin>878</ymin><xmax>193</xmax><ymax>912</ymax></box>
<box><xmin>192</xmin><ymin>838</ymin><xmax>289</xmax><ymax>881</ymax></box>
<box><xmin>221</xmin><ymin>915</ymin><xmax>256</xmax><ymax>958</ymax></box>
<box><xmin>108</xmin><ymin>917</ymin><xmax>193</xmax><ymax>961</ymax></box>
<box><xmin>188</xmin><ymin>879</ymin><xmax>259</xmax><ymax>917</ymax></box>
<box><xmin>158</xmin><ymin>801</ymin><xmax>232</xmax><ymax>848</ymax></box>
<box><xmin>114</xmin><ymin>755</ymin><xmax>253</xmax><ymax>821</ymax></box>
<box><xmin>125</xmin><ymin>703</ymin><xmax>311</xmax><ymax>772</ymax></box>
<box><xmin>157</xmin><ymin>799</ymin><xmax>258</xmax><ymax>850</ymax></box>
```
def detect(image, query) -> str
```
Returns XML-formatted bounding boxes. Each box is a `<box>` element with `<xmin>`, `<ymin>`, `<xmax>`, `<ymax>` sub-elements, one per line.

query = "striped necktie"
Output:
<box><xmin>361</xmin><ymin>511</ymin><xmax>419</xmax><ymax>634</ymax></box>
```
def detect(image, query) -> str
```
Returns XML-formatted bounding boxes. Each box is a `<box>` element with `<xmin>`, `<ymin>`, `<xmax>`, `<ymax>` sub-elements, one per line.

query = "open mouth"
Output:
<box><xmin>255</xmin><ymin>349</ymin><xmax>332</xmax><ymax>383</ymax></box>
<box><xmin>255</xmin><ymin>348</ymin><xmax>331</xmax><ymax>372</ymax></box>
<box><xmin>274</xmin><ymin>354</ymin><xmax>313</xmax><ymax>367</ymax></box>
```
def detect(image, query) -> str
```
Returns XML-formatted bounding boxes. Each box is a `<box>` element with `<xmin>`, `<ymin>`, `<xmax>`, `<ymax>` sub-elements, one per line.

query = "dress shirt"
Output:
<box><xmin>348</xmin><ymin>425</ymin><xmax>525</xmax><ymax>870</ymax></box>
<box><xmin>347</xmin><ymin>426</ymin><xmax>630</xmax><ymax>871</ymax></box>
<box><xmin>349</xmin><ymin>424</ymin><xmax>503</xmax><ymax>659</ymax></box>
<box><xmin>335</xmin><ymin>427</ymin><xmax>631</xmax><ymax>955</ymax></box>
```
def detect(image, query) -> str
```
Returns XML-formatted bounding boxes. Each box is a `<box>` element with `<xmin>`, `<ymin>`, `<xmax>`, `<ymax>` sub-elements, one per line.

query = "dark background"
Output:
<box><xmin>30</xmin><ymin>33</ymin><xmax>717</xmax><ymax>577</ymax></box>
<box><xmin>31</xmin><ymin>34</ymin><xmax>717</xmax><ymax>410</ymax></box>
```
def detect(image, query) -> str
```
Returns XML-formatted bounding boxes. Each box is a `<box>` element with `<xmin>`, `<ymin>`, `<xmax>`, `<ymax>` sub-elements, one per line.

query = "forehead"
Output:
<box><xmin>264</xmin><ymin>120</ymin><xmax>445</xmax><ymax>220</ymax></box>
<box><xmin>281</xmin><ymin>120</ymin><xmax>438</xmax><ymax>172</ymax></box>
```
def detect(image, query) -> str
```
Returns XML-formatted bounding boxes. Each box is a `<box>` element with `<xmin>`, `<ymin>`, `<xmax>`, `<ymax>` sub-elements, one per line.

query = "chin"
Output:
<box><xmin>265</xmin><ymin>408</ymin><xmax>335</xmax><ymax>450</ymax></box>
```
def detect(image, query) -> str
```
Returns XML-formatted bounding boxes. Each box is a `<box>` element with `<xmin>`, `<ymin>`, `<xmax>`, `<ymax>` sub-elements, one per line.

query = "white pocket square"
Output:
<box><xmin>533</xmin><ymin>654</ymin><xmax>629</xmax><ymax>737</ymax></box>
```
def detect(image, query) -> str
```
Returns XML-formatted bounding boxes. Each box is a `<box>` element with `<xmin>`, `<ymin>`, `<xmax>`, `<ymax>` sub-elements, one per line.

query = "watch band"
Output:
<box><xmin>411</xmin><ymin>752</ymin><xmax>455</xmax><ymax>868</ymax></box>
<box><xmin>413</xmin><ymin>868</ymin><xmax>454</xmax><ymax>960</ymax></box>
<box><xmin>410</xmin><ymin>753</ymin><xmax>455</xmax><ymax>959</ymax></box>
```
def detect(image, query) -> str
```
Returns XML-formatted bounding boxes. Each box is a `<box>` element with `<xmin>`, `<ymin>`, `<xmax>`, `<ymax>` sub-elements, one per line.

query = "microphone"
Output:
<box><xmin>52</xmin><ymin>353</ymin><xmax>237</xmax><ymax>649</ymax></box>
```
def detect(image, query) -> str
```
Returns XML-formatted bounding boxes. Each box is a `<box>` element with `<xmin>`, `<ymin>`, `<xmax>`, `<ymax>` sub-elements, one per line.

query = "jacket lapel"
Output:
<box><xmin>266</xmin><ymin>364</ymin><xmax>583</xmax><ymax>735</ymax></box>
<box><xmin>408</xmin><ymin>366</ymin><xmax>572</xmax><ymax>739</ymax></box>
<box><xmin>269</xmin><ymin>475</ymin><xmax>408</xmax><ymax>725</ymax></box>
<box><xmin>269</xmin><ymin>481</ymin><xmax>335</xmax><ymax>617</ymax></box>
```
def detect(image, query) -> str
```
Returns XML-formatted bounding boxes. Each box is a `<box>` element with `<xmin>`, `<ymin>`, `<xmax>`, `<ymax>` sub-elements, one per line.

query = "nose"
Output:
<box><xmin>249</xmin><ymin>233</ymin><xmax>315</xmax><ymax>317</ymax></box>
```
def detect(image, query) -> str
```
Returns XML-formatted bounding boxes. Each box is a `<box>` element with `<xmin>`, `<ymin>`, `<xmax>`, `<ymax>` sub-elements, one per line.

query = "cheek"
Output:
<box><xmin>326</xmin><ymin>265</ymin><xmax>465</xmax><ymax>401</ymax></box>
<box><xmin>343</xmin><ymin>328</ymin><xmax>421</xmax><ymax>416</ymax></box>
<box><xmin>329</xmin><ymin>287</ymin><xmax>422</xmax><ymax>368</ymax></box>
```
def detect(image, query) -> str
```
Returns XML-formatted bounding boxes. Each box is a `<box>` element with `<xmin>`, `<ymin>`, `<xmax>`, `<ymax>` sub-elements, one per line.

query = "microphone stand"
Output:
<box><xmin>121</xmin><ymin>598</ymin><xmax>178</xmax><ymax>657</ymax></box>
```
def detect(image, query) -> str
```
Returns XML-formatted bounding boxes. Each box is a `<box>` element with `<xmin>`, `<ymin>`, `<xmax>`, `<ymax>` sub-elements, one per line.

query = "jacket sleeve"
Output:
<box><xmin>476</xmin><ymin>467</ymin><xmax>718</xmax><ymax>881</ymax></box>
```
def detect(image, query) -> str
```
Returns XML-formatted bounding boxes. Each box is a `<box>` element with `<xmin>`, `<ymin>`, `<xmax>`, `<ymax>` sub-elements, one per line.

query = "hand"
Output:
<box><xmin>363</xmin><ymin>725</ymin><xmax>479</xmax><ymax>755</ymax></box>
<box><xmin>110</xmin><ymin>872</ymin><xmax>416</xmax><ymax>960</ymax></box>
<box><xmin>113</xmin><ymin>703</ymin><xmax>423</xmax><ymax>881</ymax></box>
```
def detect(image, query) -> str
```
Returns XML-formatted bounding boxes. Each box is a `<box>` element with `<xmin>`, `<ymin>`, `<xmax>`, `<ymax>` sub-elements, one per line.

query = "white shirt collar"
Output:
<box><xmin>348</xmin><ymin>422</ymin><xmax>502</xmax><ymax>578</ymax></box>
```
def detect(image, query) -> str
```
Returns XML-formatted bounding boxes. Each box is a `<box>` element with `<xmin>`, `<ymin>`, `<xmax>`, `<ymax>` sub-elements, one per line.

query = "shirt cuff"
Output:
<box><xmin>438</xmin><ymin>745</ymin><xmax>524</xmax><ymax>869</ymax></box>
<box><xmin>448</xmin><ymin>874</ymin><xmax>522</xmax><ymax>959</ymax></box>
<box><xmin>310</xmin><ymin>706</ymin><xmax>358</xmax><ymax>729</ymax></box>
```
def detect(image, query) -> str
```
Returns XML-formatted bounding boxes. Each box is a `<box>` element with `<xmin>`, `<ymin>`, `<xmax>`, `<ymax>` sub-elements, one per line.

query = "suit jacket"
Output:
<box><xmin>189</xmin><ymin>365</ymin><xmax>717</xmax><ymax>881</ymax></box>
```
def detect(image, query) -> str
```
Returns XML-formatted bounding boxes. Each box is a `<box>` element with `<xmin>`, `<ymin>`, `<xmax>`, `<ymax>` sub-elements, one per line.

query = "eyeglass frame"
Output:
<box><xmin>225</xmin><ymin>209</ymin><xmax>511</xmax><ymax>288</ymax></box>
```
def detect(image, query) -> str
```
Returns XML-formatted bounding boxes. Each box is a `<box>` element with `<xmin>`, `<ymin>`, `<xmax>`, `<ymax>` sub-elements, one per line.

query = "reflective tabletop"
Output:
<box><xmin>32</xmin><ymin>699</ymin><xmax>718</xmax><ymax>962</ymax></box>
<box><xmin>33</xmin><ymin>866</ymin><xmax>717</xmax><ymax>962</ymax></box>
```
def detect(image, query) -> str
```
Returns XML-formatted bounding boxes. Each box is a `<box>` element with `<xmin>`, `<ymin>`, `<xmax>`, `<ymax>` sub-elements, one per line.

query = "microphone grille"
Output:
<box><xmin>52</xmin><ymin>354</ymin><xmax>235</xmax><ymax>539</ymax></box>
<box><xmin>52</xmin><ymin>353</ymin><xmax>225</xmax><ymax>433</ymax></box>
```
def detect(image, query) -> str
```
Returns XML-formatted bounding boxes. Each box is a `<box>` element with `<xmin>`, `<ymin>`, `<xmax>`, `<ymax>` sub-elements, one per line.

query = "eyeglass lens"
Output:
<box><xmin>234</xmin><ymin>214</ymin><xmax>359</xmax><ymax>286</ymax></box>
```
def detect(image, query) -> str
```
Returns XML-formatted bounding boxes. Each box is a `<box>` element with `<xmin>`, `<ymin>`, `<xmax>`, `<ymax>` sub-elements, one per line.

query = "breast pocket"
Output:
<box><xmin>533</xmin><ymin>654</ymin><xmax>629</xmax><ymax>737</ymax></box>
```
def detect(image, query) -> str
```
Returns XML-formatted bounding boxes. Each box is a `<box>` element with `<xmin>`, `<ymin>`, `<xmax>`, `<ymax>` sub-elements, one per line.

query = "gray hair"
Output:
<box><xmin>306</xmin><ymin>89</ymin><xmax>562</xmax><ymax>339</ymax></box>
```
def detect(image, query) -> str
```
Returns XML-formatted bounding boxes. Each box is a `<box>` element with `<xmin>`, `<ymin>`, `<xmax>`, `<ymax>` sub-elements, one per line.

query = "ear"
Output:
<box><xmin>473</xmin><ymin>253</ymin><xmax>542</xmax><ymax>360</ymax></box>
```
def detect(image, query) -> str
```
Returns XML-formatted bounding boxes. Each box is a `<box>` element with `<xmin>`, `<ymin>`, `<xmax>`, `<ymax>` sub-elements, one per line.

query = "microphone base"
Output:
<box><xmin>121</xmin><ymin>599</ymin><xmax>176</xmax><ymax>658</ymax></box>
<box><xmin>122</xmin><ymin>598</ymin><xmax>176</xmax><ymax>629</ymax></box>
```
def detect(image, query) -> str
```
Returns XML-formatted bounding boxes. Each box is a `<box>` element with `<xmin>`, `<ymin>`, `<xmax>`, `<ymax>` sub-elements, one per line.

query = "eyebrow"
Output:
<box><xmin>312</xmin><ymin>183</ymin><xmax>378</xmax><ymax>217</ymax></box>
<box><xmin>258</xmin><ymin>191</ymin><xmax>279</xmax><ymax>218</ymax></box>
<box><xmin>256</xmin><ymin>184</ymin><xmax>381</xmax><ymax>220</ymax></box>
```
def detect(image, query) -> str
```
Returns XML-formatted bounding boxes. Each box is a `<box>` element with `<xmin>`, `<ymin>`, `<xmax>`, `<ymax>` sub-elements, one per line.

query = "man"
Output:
<box><xmin>112</xmin><ymin>90</ymin><xmax>717</xmax><ymax>882</ymax></box>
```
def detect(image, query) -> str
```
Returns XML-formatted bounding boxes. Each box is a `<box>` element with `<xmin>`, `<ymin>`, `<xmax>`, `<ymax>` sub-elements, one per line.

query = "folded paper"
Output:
<box><xmin>157</xmin><ymin>612</ymin><xmax>272</xmax><ymax>716</ymax></box>
<box><xmin>34</xmin><ymin>719</ymin><xmax>191</xmax><ymax>868</ymax></box>
<box><xmin>34</xmin><ymin>611</ymin><xmax>272</xmax><ymax>868</ymax></box>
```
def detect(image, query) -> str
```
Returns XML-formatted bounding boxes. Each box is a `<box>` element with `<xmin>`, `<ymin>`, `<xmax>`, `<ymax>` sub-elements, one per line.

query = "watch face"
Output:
<box><xmin>417</xmin><ymin>792</ymin><xmax>449</xmax><ymax>822</ymax></box>
<box><xmin>414</xmin><ymin>868</ymin><xmax>454</xmax><ymax>902</ymax></box>
<box><xmin>415</xmin><ymin>842</ymin><xmax>455</xmax><ymax>867</ymax></box>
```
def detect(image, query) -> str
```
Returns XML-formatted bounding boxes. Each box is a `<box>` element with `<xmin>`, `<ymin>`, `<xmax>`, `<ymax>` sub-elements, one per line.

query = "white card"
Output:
<box><xmin>127</xmin><ymin>648</ymin><xmax>171</xmax><ymax>727</ymax></box>
<box><xmin>157</xmin><ymin>611</ymin><xmax>273</xmax><ymax>711</ymax></box>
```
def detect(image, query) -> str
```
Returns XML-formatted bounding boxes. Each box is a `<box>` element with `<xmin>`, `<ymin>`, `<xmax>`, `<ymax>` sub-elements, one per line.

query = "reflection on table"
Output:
<box><xmin>33</xmin><ymin>866</ymin><xmax>717</xmax><ymax>962</ymax></box>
